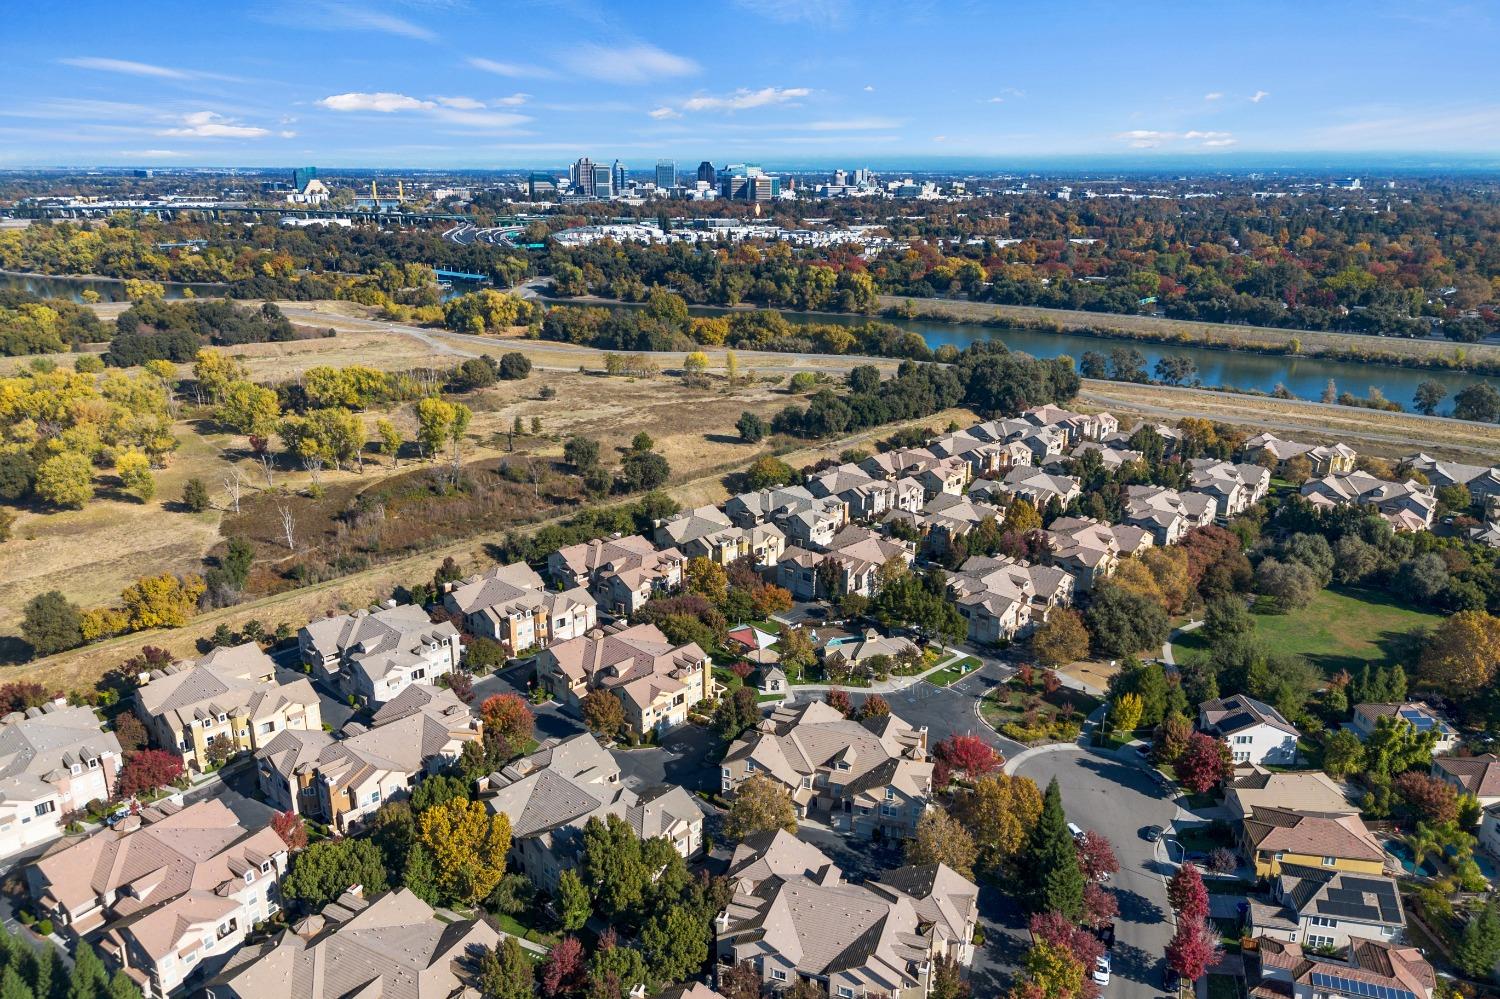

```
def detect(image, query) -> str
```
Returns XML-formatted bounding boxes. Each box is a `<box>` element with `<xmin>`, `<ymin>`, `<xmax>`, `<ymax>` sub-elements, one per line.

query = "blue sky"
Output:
<box><xmin>2</xmin><ymin>0</ymin><xmax>1498</xmax><ymax>169</ymax></box>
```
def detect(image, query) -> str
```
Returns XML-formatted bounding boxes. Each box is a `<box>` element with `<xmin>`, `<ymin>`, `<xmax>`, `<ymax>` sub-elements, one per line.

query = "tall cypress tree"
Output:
<box><xmin>1024</xmin><ymin>777</ymin><xmax>1085</xmax><ymax>919</ymax></box>
<box><xmin>1455</xmin><ymin>896</ymin><xmax>1500</xmax><ymax>979</ymax></box>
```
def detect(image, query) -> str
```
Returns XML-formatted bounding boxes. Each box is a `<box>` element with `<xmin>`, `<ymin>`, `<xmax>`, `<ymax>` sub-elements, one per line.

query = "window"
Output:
<box><xmin>201</xmin><ymin>719</ymin><xmax>213</xmax><ymax>729</ymax></box>
<box><xmin>260</xmin><ymin>861</ymin><xmax>272</xmax><ymax>874</ymax></box>
<box><xmin>70</xmin><ymin>763</ymin><xmax>82</xmax><ymax>776</ymax></box>
<box><xmin>838</xmin><ymin>989</ymin><xmax>855</xmax><ymax>999</ymax></box>
<box><xmin>88</xmin><ymin>758</ymin><xmax>99</xmax><ymax>769</ymax></box>
<box><xmin>243</xmin><ymin>871</ymin><xmax>255</xmax><ymax>885</ymax></box>
<box><xmin>1321</xmin><ymin>856</ymin><xmax>1335</xmax><ymax>867</ymax></box>
<box><xmin>34</xmin><ymin>801</ymin><xmax>55</xmax><ymax>817</ymax></box>
<box><xmin>217</xmin><ymin>713</ymin><xmax>227</xmax><ymax>723</ymax></box>
<box><xmin>770</xmin><ymin>970</ymin><xmax>788</xmax><ymax>983</ymax></box>
<box><xmin>884</xmin><ymin>787</ymin><xmax>895</xmax><ymax>800</ymax></box>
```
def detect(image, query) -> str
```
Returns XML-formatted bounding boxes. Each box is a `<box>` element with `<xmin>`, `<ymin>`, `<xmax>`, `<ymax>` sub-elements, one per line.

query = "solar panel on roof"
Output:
<box><xmin>1309</xmin><ymin>973</ymin><xmax>1417</xmax><ymax>999</ymax></box>
<box><xmin>1398</xmin><ymin>709</ymin><xmax>1435</xmax><ymax>731</ymax></box>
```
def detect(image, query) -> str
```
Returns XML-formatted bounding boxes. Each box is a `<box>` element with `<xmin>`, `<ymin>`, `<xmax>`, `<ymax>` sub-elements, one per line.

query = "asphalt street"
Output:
<box><xmin>1015</xmin><ymin>748</ymin><xmax>1179</xmax><ymax>999</ymax></box>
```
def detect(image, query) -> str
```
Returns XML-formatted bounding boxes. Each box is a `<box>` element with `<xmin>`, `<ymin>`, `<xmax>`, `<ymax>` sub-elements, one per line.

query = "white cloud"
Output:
<box><xmin>494</xmin><ymin>93</ymin><xmax>531</xmax><ymax>106</ymax></box>
<box><xmin>1204</xmin><ymin>92</ymin><xmax>1224</xmax><ymax>101</ymax></box>
<box><xmin>159</xmin><ymin>111</ymin><xmax>271</xmax><ymax>138</ymax></box>
<box><xmin>61</xmin><ymin>57</ymin><xmax>189</xmax><ymax>79</ymax></box>
<box><xmin>319</xmin><ymin>91</ymin><xmax>433</xmax><ymax>112</ymax></box>
<box><xmin>279</xmin><ymin>130</ymin><xmax>299</xmax><ymax>138</ymax></box>
<box><xmin>468</xmin><ymin>56</ymin><xmax>554</xmax><ymax>79</ymax></box>
<box><xmin>863</xmin><ymin>85</ymin><xmax>875</xmax><ymax>92</ymax></box>
<box><xmin>560</xmin><ymin>43</ymin><xmax>698</xmax><ymax>83</ymax></box>
<box><xmin>680</xmin><ymin>86</ymin><xmax>810</xmax><ymax>112</ymax></box>
<box><xmin>983</xmin><ymin>96</ymin><xmax>1005</xmax><ymax>104</ymax></box>
<box><xmin>648</xmin><ymin>107</ymin><xmax>682</xmax><ymax>120</ymax></box>
<box><xmin>318</xmin><ymin>91</ymin><xmax>528</xmax><ymax>130</ymax></box>
<box><xmin>1115</xmin><ymin>128</ymin><xmax>1236</xmax><ymax>149</ymax></box>
<box><xmin>1251</xmin><ymin>90</ymin><xmax>1270</xmax><ymax>103</ymax></box>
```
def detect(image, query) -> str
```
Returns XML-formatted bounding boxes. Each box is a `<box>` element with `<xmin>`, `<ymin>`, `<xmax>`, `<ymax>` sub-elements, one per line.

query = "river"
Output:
<box><xmin>6</xmin><ymin>271</ymin><xmax>1493</xmax><ymax>416</ymax></box>
<box><xmin>690</xmin><ymin>306</ymin><xmax>1499</xmax><ymax>418</ymax></box>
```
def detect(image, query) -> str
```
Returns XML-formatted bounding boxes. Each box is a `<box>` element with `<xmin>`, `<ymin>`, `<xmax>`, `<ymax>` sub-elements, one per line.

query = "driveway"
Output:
<box><xmin>612</xmin><ymin>724</ymin><xmax>724</xmax><ymax>796</ymax></box>
<box><xmin>1014</xmin><ymin>747</ymin><xmax>1180</xmax><ymax>999</ymax></box>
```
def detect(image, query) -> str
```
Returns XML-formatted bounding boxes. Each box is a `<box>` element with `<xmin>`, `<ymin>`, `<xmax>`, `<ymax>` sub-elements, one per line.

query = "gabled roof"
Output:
<box><xmin>1242</xmin><ymin>807</ymin><xmax>1384</xmax><ymax>862</ymax></box>
<box><xmin>0</xmin><ymin>702</ymin><xmax>121</xmax><ymax>800</ymax></box>
<box><xmin>1433</xmin><ymin>754</ymin><xmax>1500</xmax><ymax>797</ymax></box>
<box><xmin>1200</xmin><ymin>694</ymin><xmax>1300</xmax><ymax>739</ymax></box>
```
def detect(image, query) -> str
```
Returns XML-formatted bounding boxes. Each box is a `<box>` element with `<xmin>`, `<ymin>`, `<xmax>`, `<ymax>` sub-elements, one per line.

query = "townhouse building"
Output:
<box><xmin>1124</xmin><ymin>485</ymin><xmax>1217</xmax><ymax>545</ymax></box>
<box><xmin>1300</xmin><ymin>472</ymin><xmax>1437</xmax><ymax>533</ymax></box>
<box><xmin>135</xmin><ymin>644</ymin><xmax>321</xmax><ymax>774</ymax></box>
<box><xmin>27</xmin><ymin>799</ymin><xmax>288</xmax><ymax>998</ymax></box>
<box><xmin>1243</xmin><ymin>434</ymin><xmax>1358</xmax><ymax>476</ymax></box>
<box><xmin>442</xmin><ymin>561</ymin><xmax>596</xmax><ymax>655</ymax></box>
<box><xmin>991</xmin><ymin>465</ymin><xmax>1081</xmax><ymax>510</ymax></box>
<box><xmin>1403</xmin><ymin>453</ymin><xmax>1500</xmax><ymax>502</ymax></box>
<box><xmin>721</xmin><ymin>700</ymin><xmax>931</xmax><ymax>840</ymax></box>
<box><xmin>205</xmin><ymin>888</ymin><xmax>497</xmax><ymax>999</ymax></box>
<box><xmin>1187</xmin><ymin>459</ymin><xmax>1272</xmax><ymax>518</ymax></box>
<box><xmin>949</xmin><ymin>555</ymin><xmax>1074</xmax><ymax>643</ymax></box>
<box><xmin>299</xmin><ymin>605</ymin><xmax>460</xmax><ymax>707</ymax></box>
<box><xmin>1044</xmin><ymin>516</ymin><xmax>1153</xmax><ymax>592</ymax></box>
<box><xmin>774</xmin><ymin>527</ymin><xmax>912</xmax><ymax>601</ymax></box>
<box><xmin>0</xmin><ymin>701</ymin><xmax>122</xmax><ymax>858</ymax></box>
<box><xmin>537</xmin><ymin>622</ymin><xmax>710</xmax><ymax>736</ymax></box>
<box><xmin>477</xmin><ymin>733</ymin><xmax>701</xmax><ymax>893</ymax></box>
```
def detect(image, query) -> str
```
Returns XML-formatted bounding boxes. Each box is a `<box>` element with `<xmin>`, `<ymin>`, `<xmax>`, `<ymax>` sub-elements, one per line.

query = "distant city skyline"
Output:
<box><xmin>2</xmin><ymin>0</ymin><xmax>1498</xmax><ymax>168</ymax></box>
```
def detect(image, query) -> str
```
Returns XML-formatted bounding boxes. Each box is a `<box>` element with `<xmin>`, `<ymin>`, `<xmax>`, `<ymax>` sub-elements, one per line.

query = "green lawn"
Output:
<box><xmin>1172</xmin><ymin>586</ymin><xmax>1443</xmax><ymax>676</ymax></box>
<box><xmin>925</xmin><ymin>656</ymin><xmax>982</xmax><ymax>687</ymax></box>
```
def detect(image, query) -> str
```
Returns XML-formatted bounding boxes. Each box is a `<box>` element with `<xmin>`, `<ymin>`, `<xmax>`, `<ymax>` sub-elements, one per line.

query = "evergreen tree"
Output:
<box><xmin>556</xmin><ymin>868</ymin><xmax>593</xmax><ymax>932</ymax></box>
<box><xmin>478</xmin><ymin>937</ymin><xmax>535</xmax><ymax>999</ymax></box>
<box><xmin>1455</xmin><ymin>896</ymin><xmax>1500</xmax><ymax>979</ymax></box>
<box><xmin>67</xmin><ymin>944</ymin><xmax>108</xmax><ymax>999</ymax></box>
<box><xmin>0</xmin><ymin>966</ymin><xmax>33</xmax><ymax>999</ymax></box>
<box><xmin>106</xmin><ymin>973</ymin><xmax>143</xmax><ymax>999</ymax></box>
<box><xmin>402</xmin><ymin>842</ymin><xmax>440</xmax><ymax>905</ymax></box>
<box><xmin>1024</xmin><ymin>777</ymin><xmax>1085</xmax><ymax>918</ymax></box>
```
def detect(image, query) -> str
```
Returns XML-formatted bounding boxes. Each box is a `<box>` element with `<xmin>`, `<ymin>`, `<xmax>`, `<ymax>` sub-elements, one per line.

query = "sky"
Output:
<box><xmin>2</xmin><ymin>0</ymin><xmax>1499</xmax><ymax>170</ymax></box>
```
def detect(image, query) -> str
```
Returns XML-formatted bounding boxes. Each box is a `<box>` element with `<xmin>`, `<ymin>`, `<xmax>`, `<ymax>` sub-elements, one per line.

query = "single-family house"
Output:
<box><xmin>1249</xmin><ymin>865</ymin><xmax>1406</xmax><ymax>949</ymax></box>
<box><xmin>1249</xmin><ymin>938</ymin><xmax>1433</xmax><ymax>999</ymax></box>
<box><xmin>1240</xmin><ymin>807</ymin><xmax>1386</xmax><ymax>879</ymax></box>
<box><xmin>1432</xmin><ymin>754</ymin><xmax>1500</xmax><ymax>808</ymax></box>
<box><xmin>1349</xmin><ymin>703</ymin><xmax>1458</xmax><ymax>755</ymax></box>
<box><xmin>1200</xmin><ymin>694</ymin><xmax>1301</xmax><ymax>766</ymax></box>
<box><xmin>1225</xmin><ymin>768</ymin><xmax>1356</xmax><ymax>823</ymax></box>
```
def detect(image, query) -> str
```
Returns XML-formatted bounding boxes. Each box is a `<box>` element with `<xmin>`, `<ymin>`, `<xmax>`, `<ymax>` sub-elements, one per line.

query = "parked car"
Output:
<box><xmin>1164</xmin><ymin>967</ymin><xmax>1181</xmax><ymax>993</ymax></box>
<box><xmin>1096</xmin><ymin>923</ymin><xmax>1116</xmax><ymax>951</ymax></box>
<box><xmin>1068</xmin><ymin>822</ymin><xmax>1086</xmax><ymax>840</ymax></box>
<box><xmin>1142</xmin><ymin>824</ymin><xmax>1164</xmax><ymax>842</ymax></box>
<box><xmin>1093</xmin><ymin>955</ymin><xmax>1111</xmax><ymax>985</ymax></box>
<box><xmin>1135</xmin><ymin>743</ymin><xmax>1153</xmax><ymax>759</ymax></box>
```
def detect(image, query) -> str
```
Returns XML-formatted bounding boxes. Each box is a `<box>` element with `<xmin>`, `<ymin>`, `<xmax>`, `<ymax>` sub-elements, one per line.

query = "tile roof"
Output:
<box><xmin>1433</xmin><ymin>754</ymin><xmax>1500</xmax><ymax>797</ymax></box>
<box><xmin>1242</xmin><ymin>807</ymin><xmax>1384</xmax><ymax>863</ymax></box>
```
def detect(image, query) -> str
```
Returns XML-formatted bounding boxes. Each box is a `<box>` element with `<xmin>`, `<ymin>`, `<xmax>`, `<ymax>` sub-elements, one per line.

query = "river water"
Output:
<box><xmin>723</xmin><ymin>308</ymin><xmax>1498</xmax><ymax>418</ymax></box>
<box><xmin>5</xmin><ymin>271</ymin><xmax>1492</xmax><ymax>416</ymax></box>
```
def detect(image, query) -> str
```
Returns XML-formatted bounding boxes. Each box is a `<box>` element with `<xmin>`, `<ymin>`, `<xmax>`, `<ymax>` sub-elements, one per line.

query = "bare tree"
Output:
<box><xmin>302</xmin><ymin>453</ymin><xmax>324</xmax><ymax>486</ymax></box>
<box><xmin>259</xmin><ymin>453</ymin><xmax>276</xmax><ymax>489</ymax></box>
<box><xmin>221</xmin><ymin>468</ymin><xmax>243</xmax><ymax>514</ymax></box>
<box><xmin>526</xmin><ymin>458</ymin><xmax>545</xmax><ymax>498</ymax></box>
<box><xmin>276</xmin><ymin>502</ymin><xmax>297</xmax><ymax>551</ymax></box>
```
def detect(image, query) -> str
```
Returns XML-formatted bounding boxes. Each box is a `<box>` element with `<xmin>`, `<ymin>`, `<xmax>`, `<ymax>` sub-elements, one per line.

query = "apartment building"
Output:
<box><xmin>537</xmin><ymin>622</ymin><xmax>710</xmax><ymax>736</ymax></box>
<box><xmin>477</xmin><ymin>733</ymin><xmax>701</xmax><ymax>893</ymax></box>
<box><xmin>442</xmin><ymin>561</ymin><xmax>596</xmax><ymax>655</ymax></box>
<box><xmin>299</xmin><ymin>605</ymin><xmax>460</xmax><ymax>707</ymax></box>
<box><xmin>134</xmin><ymin>644</ymin><xmax>321</xmax><ymax>773</ymax></box>
<box><xmin>548</xmin><ymin>534</ymin><xmax>686</xmax><ymax>614</ymax></box>
<box><xmin>205</xmin><ymin>888</ymin><xmax>497</xmax><ymax>999</ymax></box>
<box><xmin>721</xmin><ymin>701</ymin><xmax>931</xmax><ymax>840</ymax></box>
<box><xmin>27</xmin><ymin>799</ymin><xmax>287</xmax><ymax>998</ymax></box>
<box><xmin>0</xmin><ymin>701</ymin><xmax>122</xmax><ymax>858</ymax></box>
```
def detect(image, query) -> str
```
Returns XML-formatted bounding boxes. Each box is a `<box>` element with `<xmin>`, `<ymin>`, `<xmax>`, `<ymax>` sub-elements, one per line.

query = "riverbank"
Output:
<box><xmin>877</xmin><ymin>295</ymin><xmax>1500</xmax><ymax>374</ymax></box>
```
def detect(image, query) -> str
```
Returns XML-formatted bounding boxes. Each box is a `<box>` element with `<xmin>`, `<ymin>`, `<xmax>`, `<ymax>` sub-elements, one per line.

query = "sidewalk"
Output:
<box><xmin>782</xmin><ymin>644</ymin><xmax>977</xmax><ymax>697</ymax></box>
<box><xmin>1162</xmin><ymin>620</ymin><xmax>1204</xmax><ymax>666</ymax></box>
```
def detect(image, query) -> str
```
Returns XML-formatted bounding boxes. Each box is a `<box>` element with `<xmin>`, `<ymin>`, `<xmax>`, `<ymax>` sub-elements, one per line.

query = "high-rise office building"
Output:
<box><xmin>612</xmin><ymin>159</ymin><xmax>626</xmax><ymax>194</ymax></box>
<box><xmin>292</xmin><ymin>166</ymin><xmax>318</xmax><ymax>191</ymax></box>
<box><xmin>570</xmin><ymin>157</ymin><xmax>598</xmax><ymax>197</ymax></box>
<box><xmin>697</xmin><ymin>161</ymin><xmax>717</xmax><ymax>186</ymax></box>
<box><xmin>655</xmin><ymin>159</ymin><xmax>676</xmax><ymax>190</ymax></box>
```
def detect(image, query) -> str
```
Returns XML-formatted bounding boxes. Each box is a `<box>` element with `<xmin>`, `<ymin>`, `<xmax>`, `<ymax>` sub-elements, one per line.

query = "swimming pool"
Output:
<box><xmin>1385</xmin><ymin>839</ymin><xmax>1440</xmax><ymax>877</ymax></box>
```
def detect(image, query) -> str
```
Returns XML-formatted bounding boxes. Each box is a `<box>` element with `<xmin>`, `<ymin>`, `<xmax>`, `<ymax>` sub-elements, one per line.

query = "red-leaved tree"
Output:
<box><xmin>1392</xmin><ymin>771</ymin><xmax>1460</xmax><ymax>825</ymax></box>
<box><xmin>860</xmin><ymin>694</ymin><xmax>892</xmax><ymax>719</ymax></box>
<box><xmin>1173</xmin><ymin>732</ymin><xmax>1228</xmax><ymax>793</ymax></box>
<box><xmin>731</xmin><ymin>661</ymin><xmax>755</xmax><ymax>680</ymax></box>
<box><xmin>1076</xmin><ymin>831</ymin><xmax>1119</xmax><ymax>884</ymax></box>
<box><xmin>540</xmin><ymin>935</ymin><xmax>585</xmax><ymax>997</ymax></box>
<box><xmin>934</xmin><ymin>733</ymin><xmax>1004</xmax><ymax>781</ymax></box>
<box><xmin>1167</xmin><ymin>863</ymin><xmax>1209</xmax><ymax>923</ymax></box>
<box><xmin>479</xmin><ymin>693</ymin><xmax>535</xmax><ymax>748</ymax></box>
<box><xmin>116</xmin><ymin>749</ymin><xmax>184</xmax><ymax>799</ymax></box>
<box><xmin>272</xmin><ymin>810</ymin><xmax>308</xmax><ymax>850</ymax></box>
<box><xmin>826</xmin><ymin>688</ymin><xmax>853</xmax><ymax>717</ymax></box>
<box><xmin>1029</xmin><ymin>911</ymin><xmax>1105</xmax><ymax>970</ymax></box>
<box><xmin>1166</xmin><ymin>917</ymin><xmax>1218</xmax><ymax>981</ymax></box>
<box><xmin>445</xmin><ymin>672</ymin><xmax>475</xmax><ymax>704</ymax></box>
<box><xmin>1083</xmin><ymin>882</ymin><xmax>1119</xmax><ymax>928</ymax></box>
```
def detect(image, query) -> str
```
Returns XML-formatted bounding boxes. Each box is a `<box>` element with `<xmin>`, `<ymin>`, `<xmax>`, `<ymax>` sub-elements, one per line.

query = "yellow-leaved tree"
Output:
<box><xmin>120</xmin><ymin>573</ymin><xmax>205</xmax><ymax>631</ymax></box>
<box><xmin>417</xmin><ymin>798</ymin><xmax>512</xmax><ymax>907</ymax></box>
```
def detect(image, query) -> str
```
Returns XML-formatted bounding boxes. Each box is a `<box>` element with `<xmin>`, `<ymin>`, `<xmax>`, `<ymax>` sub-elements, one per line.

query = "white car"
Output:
<box><xmin>1093</xmin><ymin>955</ymin><xmax>1111</xmax><ymax>986</ymax></box>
